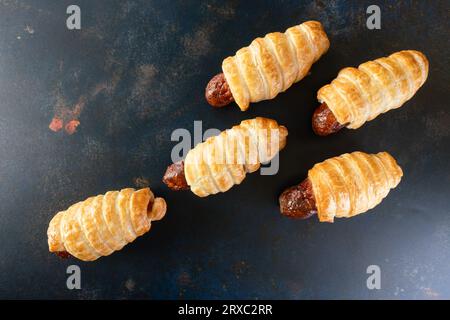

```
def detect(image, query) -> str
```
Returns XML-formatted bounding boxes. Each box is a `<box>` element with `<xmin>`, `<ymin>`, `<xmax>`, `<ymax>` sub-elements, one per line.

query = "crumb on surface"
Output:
<box><xmin>48</xmin><ymin>117</ymin><xmax>63</xmax><ymax>132</ymax></box>
<box><xmin>65</xmin><ymin>120</ymin><xmax>80</xmax><ymax>135</ymax></box>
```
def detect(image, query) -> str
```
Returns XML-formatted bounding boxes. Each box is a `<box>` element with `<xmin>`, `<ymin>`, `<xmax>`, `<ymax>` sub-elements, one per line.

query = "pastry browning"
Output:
<box><xmin>279</xmin><ymin>151</ymin><xmax>403</xmax><ymax>223</ymax></box>
<box><xmin>163</xmin><ymin>117</ymin><xmax>288</xmax><ymax>197</ymax></box>
<box><xmin>47</xmin><ymin>188</ymin><xmax>167</xmax><ymax>261</ymax></box>
<box><xmin>315</xmin><ymin>50</ymin><xmax>428</xmax><ymax>132</ymax></box>
<box><xmin>185</xmin><ymin>117</ymin><xmax>288</xmax><ymax>196</ymax></box>
<box><xmin>207</xmin><ymin>21</ymin><xmax>329</xmax><ymax>110</ymax></box>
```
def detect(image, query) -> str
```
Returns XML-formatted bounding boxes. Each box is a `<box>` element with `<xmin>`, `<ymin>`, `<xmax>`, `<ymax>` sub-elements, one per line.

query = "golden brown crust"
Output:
<box><xmin>184</xmin><ymin>117</ymin><xmax>288</xmax><ymax>197</ymax></box>
<box><xmin>222</xmin><ymin>21</ymin><xmax>329</xmax><ymax>111</ymax></box>
<box><xmin>47</xmin><ymin>188</ymin><xmax>167</xmax><ymax>261</ymax></box>
<box><xmin>317</xmin><ymin>50</ymin><xmax>429</xmax><ymax>129</ymax></box>
<box><xmin>308</xmin><ymin>151</ymin><xmax>403</xmax><ymax>222</ymax></box>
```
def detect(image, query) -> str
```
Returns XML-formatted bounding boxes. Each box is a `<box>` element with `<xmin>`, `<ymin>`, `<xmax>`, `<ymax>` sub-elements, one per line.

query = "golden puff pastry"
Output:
<box><xmin>309</xmin><ymin>151</ymin><xmax>403</xmax><ymax>222</ymax></box>
<box><xmin>222</xmin><ymin>21</ymin><xmax>329</xmax><ymax>111</ymax></box>
<box><xmin>47</xmin><ymin>188</ymin><xmax>166</xmax><ymax>261</ymax></box>
<box><xmin>279</xmin><ymin>151</ymin><xmax>402</xmax><ymax>223</ymax></box>
<box><xmin>317</xmin><ymin>50</ymin><xmax>428</xmax><ymax>129</ymax></box>
<box><xmin>163</xmin><ymin>117</ymin><xmax>288</xmax><ymax>197</ymax></box>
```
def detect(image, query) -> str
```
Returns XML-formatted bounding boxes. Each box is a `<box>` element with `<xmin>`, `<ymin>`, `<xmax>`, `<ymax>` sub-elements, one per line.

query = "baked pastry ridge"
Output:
<box><xmin>183</xmin><ymin>117</ymin><xmax>288</xmax><ymax>197</ymax></box>
<box><xmin>317</xmin><ymin>50</ymin><xmax>429</xmax><ymax>129</ymax></box>
<box><xmin>47</xmin><ymin>187</ymin><xmax>166</xmax><ymax>261</ymax></box>
<box><xmin>308</xmin><ymin>151</ymin><xmax>403</xmax><ymax>222</ymax></box>
<box><xmin>222</xmin><ymin>21</ymin><xmax>330</xmax><ymax>111</ymax></box>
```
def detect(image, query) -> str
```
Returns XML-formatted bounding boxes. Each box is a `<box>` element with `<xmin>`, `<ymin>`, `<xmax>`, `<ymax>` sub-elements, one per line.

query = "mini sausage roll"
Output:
<box><xmin>206</xmin><ymin>21</ymin><xmax>330</xmax><ymax>110</ymax></box>
<box><xmin>47</xmin><ymin>188</ymin><xmax>167</xmax><ymax>261</ymax></box>
<box><xmin>163</xmin><ymin>117</ymin><xmax>288</xmax><ymax>197</ymax></box>
<box><xmin>279</xmin><ymin>151</ymin><xmax>403</xmax><ymax>222</ymax></box>
<box><xmin>312</xmin><ymin>50</ymin><xmax>429</xmax><ymax>135</ymax></box>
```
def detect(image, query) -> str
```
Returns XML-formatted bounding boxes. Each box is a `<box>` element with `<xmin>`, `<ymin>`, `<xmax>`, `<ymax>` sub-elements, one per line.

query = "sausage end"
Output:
<box><xmin>55</xmin><ymin>251</ymin><xmax>72</xmax><ymax>259</ymax></box>
<box><xmin>312</xmin><ymin>102</ymin><xmax>346</xmax><ymax>136</ymax></box>
<box><xmin>205</xmin><ymin>73</ymin><xmax>234</xmax><ymax>108</ymax></box>
<box><xmin>163</xmin><ymin>161</ymin><xmax>190</xmax><ymax>191</ymax></box>
<box><xmin>279</xmin><ymin>178</ymin><xmax>318</xmax><ymax>219</ymax></box>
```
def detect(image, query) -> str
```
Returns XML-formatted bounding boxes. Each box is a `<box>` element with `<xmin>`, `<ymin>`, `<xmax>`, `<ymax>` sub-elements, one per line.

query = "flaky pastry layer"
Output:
<box><xmin>184</xmin><ymin>117</ymin><xmax>288</xmax><ymax>197</ymax></box>
<box><xmin>308</xmin><ymin>151</ymin><xmax>403</xmax><ymax>222</ymax></box>
<box><xmin>223</xmin><ymin>21</ymin><xmax>329</xmax><ymax>111</ymax></box>
<box><xmin>47</xmin><ymin>188</ymin><xmax>166</xmax><ymax>261</ymax></box>
<box><xmin>318</xmin><ymin>50</ymin><xmax>428</xmax><ymax>129</ymax></box>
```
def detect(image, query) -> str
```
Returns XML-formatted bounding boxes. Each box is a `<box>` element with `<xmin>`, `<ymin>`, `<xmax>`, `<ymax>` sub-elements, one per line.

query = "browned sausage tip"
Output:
<box><xmin>312</xmin><ymin>102</ymin><xmax>346</xmax><ymax>136</ymax></box>
<box><xmin>163</xmin><ymin>161</ymin><xmax>190</xmax><ymax>191</ymax></box>
<box><xmin>279</xmin><ymin>178</ymin><xmax>317</xmax><ymax>219</ymax></box>
<box><xmin>205</xmin><ymin>73</ymin><xmax>234</xmax><ymax>108</ymax></box>
<box><xmin>55</xmin><ymin>251</ymin><xmax>72</xmax><ymax>259</ymax></box>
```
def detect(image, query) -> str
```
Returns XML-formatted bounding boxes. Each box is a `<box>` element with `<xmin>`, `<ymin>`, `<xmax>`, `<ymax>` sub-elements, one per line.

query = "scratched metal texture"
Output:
<box><xmin>0</xmin><ymin>0</ymin><xmax>449</xmax><ymax>299</ymax></box>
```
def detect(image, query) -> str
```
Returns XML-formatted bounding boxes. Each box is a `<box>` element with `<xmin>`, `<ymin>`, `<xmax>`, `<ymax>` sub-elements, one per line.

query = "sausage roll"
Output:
<box><xmin>206</xmin><ymin>21</ymin><xmax>330</xmax><ymax>110</ymax></box>
<box><xmin>47</xmin><ymin>188</ymin><xmax>167</xmax><ymax>261</ymax></box>
<box><xmin>163</xmin><ymin>117</ymin><xmax>288</xmax><ymax>197</ymax></box>
<box><xmin>279</xmin><ymin>151</ymin><xmax>403</xmax><ymax>222</ymax></box>
<box><xmin>312</xmin><ymin>50</ymin><xmax>429</xmax><ymax>135</ymax></box>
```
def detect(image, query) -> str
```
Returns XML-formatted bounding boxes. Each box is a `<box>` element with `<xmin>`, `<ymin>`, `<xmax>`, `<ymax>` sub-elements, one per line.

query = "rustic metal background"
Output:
<box><xmin>0</xmin><ymin>0</ymin><xmax>449</xmax><ymax>299</ymax></box>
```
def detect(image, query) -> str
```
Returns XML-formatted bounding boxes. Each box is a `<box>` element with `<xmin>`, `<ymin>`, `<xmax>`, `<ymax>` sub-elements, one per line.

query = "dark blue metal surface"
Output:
<box><xmin>0</xmin><ymin>0</ymin><xmax>449</xmax><ymax>299</ymax></box>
